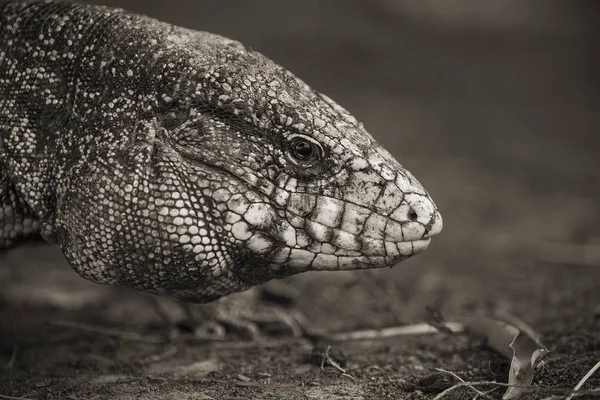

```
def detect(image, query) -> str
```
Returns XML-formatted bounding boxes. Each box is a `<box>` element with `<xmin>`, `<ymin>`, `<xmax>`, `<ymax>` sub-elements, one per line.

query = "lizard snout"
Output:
<box><xmin>425</xmin><ymin>209</ymin><xmax>443</xmax><ymax>237</ymax></box>
<box><xmin>383</xmin><ymin>192</ymin><xmax>443</xmax><ymax>243</ymax></box>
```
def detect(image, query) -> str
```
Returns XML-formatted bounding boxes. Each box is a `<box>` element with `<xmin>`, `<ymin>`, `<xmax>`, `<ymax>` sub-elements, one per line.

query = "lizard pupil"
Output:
<box><xmin>291</xmin><ymin>139</ymin><xmax>315</xmax><ymax>161</ymax></box>
<box><xmin>285</xmin><ymin>136</ymin><xmax>326</xmax><ymax>175</ymax></box>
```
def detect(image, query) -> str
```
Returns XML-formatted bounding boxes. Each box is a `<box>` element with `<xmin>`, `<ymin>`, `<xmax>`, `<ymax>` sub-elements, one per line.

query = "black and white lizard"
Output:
<box><xmin>0</xmin><ymin>1</ymin><xmax>443</xmax><ymax>304</ymax></box>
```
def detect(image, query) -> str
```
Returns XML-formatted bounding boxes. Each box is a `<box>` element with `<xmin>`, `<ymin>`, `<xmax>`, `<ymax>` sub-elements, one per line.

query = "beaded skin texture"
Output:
<box><xmin>0</xmin><ymin>1</ymin><xmax>442</xmax><ymax>302</ymax></box>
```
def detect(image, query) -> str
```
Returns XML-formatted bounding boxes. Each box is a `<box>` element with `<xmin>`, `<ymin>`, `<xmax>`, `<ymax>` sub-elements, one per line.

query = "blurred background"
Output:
<box><xmin>2</xmin><ymin>0</ymin><xmax>600</xmax><ymax>388</ymax></box>
<box><xmin>2</xmin><ymin>1</ymin><xmax>600</xmax><ymax>398</ymax></box>
<box><xmin>3</xmin><ymin>0</ymin><xmax>600</xmax><ymax>326</ymax></box>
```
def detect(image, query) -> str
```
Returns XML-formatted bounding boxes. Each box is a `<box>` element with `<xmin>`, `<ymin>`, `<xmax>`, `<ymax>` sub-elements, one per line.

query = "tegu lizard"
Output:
<box><xmin>0</xmin><ymin>1</ymin><xmax>443</xmax><ymax>304</ymax></box>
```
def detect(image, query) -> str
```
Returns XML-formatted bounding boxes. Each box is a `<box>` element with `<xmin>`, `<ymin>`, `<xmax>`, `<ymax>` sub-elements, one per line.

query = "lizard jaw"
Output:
<box><xmin>254</xmin><ymin>233</ymin><xmax>434</xmax><ymax>273</ymax></box>
<box><xmin>234</xmin><ymin>196</ymin><xmax>442</xmax><ymax>272</ymax></box>
<box><xmin>263</xmin><ymin>238</ymin><xmax>431</xmax><ymax>272</ymax></box>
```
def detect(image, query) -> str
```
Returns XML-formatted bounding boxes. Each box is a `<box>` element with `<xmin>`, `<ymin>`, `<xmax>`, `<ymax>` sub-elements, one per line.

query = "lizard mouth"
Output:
<box><xmin>269</xmin><ymin>231</ymin><xmax>433</xmax><ymax>272</ymax></box>
<box><xmin>249</xmin><ymin>202</ymin><xmax>439</xmax><ymax>271</ymax></box>
<box><xmin>334</xmin><ymin>237</ymin><xmax>432</xmax><ymax>258</ymax></box>
<box><xmin>334</xmin><ymin>237</ymin><xmax>432</xmax><ymax>270</ymax></box>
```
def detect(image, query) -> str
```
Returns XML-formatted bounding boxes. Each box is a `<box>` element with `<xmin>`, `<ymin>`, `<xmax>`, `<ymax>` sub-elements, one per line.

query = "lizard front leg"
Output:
<box><xmin>151</xmin><ymin>286</ymin><xmax>308</xmax><ymax>340</ymax></box>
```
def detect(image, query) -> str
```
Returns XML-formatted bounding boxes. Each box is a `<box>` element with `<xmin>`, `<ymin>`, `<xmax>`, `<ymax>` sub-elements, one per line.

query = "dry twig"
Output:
<box><xmin>49</xmin><ymin>319</ymin><xmax>165</xmax><ymax>344</ymax></box>
<box><xmin>319</xmin><ymin>345</ymin><xmax>356</xmax><ymax>384</ymax></box>
<box><xmin>565</xmin><ymin>360</ymin><xmax>600</xmax><ymax>400</ymax></box>
<box><xmin>429</xmin><ymin>368</ymin><xmax>600</xmax><ymax>400</ymax></box>
<box><xmin>0</xmin><ymin>394</ymin><xmax>36</xmax><ymax>400</ymax></box>
<box><xmin>432</xmin><ymin>368</ymin><xmax>493</xmax><ymax>400</ymax></box>
<box><xmin>324</xmin><ymin>322</ymin><xmax>465</xmax><ymax>341</ymax></box>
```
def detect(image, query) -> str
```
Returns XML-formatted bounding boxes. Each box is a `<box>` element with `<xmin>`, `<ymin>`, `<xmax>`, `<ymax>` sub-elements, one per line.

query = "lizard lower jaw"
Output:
<box><xmin>399</xmin><ymin>238</ymin><xmax>431</xmax><ymax>255</ymax></box>
<box><xmin>336</xmin><ymin>238</ymin><xmax>432</xmax><ymax>270</ymax></box>
<box><xmin>270</xmin><ymin>237</ymin><xmax>434</xmax><ymax>272</ymax></box>
<box><xmin>365</xmin><ymin>237</ymin><xmax>431</xmax><ymax>259</ymax></box>
<box><xmin>316</xmin><ymin>238</ymin><xmax>432</xmax><ymax>271</ymax></box>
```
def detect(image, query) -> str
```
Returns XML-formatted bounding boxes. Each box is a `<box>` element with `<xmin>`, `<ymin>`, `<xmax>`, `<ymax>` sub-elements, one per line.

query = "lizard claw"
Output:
<box><xmin>149</xmin><ymin>287</ymin><xmax>310</xmax><ymax>341</ymax></box>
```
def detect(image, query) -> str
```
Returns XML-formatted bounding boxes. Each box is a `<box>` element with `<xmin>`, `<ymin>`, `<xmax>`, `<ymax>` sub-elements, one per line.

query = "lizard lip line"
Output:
<box><xmin>387</xmin><ymin>238</ymin><xmax>431</xmax><ymax>244</ymax></box>
<box><xmin>393</xmin><ymin>238</ymin><xmax>431</xmax><ymax>252</ymax></box>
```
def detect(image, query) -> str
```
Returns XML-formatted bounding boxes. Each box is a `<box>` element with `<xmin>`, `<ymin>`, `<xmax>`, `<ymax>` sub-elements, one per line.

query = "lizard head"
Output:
<box><xmin>51</xmin><ymin>29</ymin><xmax>442</xmax><ymax>303</ymax></box>
<box><xmin>59</xmin><ymin>30</ymin><xmax>443</xmax><ymax>302</ymax></box>
<box><xmin>158</xmin><ymin>34</ymin><xmax>443</xmax><ymax>292</ymax></box>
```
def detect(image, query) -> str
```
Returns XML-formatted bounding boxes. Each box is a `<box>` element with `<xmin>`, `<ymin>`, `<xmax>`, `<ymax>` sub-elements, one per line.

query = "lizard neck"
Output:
<box><xmin>0</xmin><ymin>2</ymin><xmax>128</xmax><ymax>231</ymax></box>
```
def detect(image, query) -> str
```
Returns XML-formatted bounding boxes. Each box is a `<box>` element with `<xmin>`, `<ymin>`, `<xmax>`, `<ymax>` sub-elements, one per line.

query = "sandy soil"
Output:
<box><xmin>1</xmin><ymin>1</ymin><xmax>599</xmax><ymax>399</ymax></box>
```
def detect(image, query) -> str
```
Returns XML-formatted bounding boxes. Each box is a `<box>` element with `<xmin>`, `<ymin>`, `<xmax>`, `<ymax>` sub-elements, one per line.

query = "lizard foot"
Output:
<box><xmin>150</xmin><ymin>284</ymin><xmax>310</xmax><ymax>341</ymax></box>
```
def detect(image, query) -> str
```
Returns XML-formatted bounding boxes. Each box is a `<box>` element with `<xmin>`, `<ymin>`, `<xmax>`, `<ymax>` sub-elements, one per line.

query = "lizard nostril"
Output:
<box><xmin>407</xmin><ymin>208</ymin><xmax>418</xmax><ymax>221</ymax></box>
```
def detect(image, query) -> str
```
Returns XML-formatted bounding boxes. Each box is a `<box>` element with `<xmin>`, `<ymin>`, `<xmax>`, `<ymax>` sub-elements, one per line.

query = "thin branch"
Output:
<box><xmin>324</xmin><ymin>322</ymin><xmax>465</xmax><ymax>341</ymax></box>
<box><xmin>566</xmin><ymin>360</ymin><xmax>600</xmax><ymax>400</ymax></box>
<box><xmin>0</xmin><ymin>394</ymin><xmax>36</xmax><ymax>400</ymax></box>
<box><xmin>432</xmin><ymin>368</ymin><xmax>493</xmax><ymax>400</ymax></box>
<box><xmin>49</xmin><ymin>319</ymin><xmax>165</xmax><ymax>344</ymax></box>
<box><xmin>430</xmin><ymin>367</ymin><xmax>600</xmax><ymax>399</ymax></box>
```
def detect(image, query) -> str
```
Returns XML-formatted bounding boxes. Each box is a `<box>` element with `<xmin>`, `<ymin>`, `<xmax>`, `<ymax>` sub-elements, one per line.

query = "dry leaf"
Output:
<box><xmin>503</xmin><ymin>331</ymin><xmax>549</xmax><ymax>399</ymax></box>
<box><xmin>463</xmin><ymin>315</ymin><xmax>548</xmax><ymax>400</ymax></box>
<box><xmin>465</xmin><ymin>317</ymin><xmax>518</xmax><ymax>359</ymax></box>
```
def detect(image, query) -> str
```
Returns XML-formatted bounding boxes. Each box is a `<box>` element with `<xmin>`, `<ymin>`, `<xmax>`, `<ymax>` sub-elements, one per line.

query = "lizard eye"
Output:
<box><xmin>287</xmin><ymin>135</ymin><xmax>323</xmax><ymax>165</ymax></box>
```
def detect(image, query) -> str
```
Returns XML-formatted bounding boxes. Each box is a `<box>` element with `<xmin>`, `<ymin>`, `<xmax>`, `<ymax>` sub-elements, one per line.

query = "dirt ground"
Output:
<box><xmin>1</xmin><ymin>1</ymin><xmax>599</xmax><ymax>399</ymax></box>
